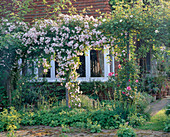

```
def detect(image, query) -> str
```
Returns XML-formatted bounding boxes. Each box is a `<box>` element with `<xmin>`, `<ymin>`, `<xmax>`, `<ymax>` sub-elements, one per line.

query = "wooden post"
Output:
<box><xmin>110</xmin><ymin>48</ymin><xmax>114</xmax><ymax>72</ymax></box>
<box><xmin>65</xmin><ymin>76</ymin><xmax>70</xmax><ymax>107</ymax></box>
<box><xmin>6</xmin><ymin>77</ymin><xmax>11</xmax><ymax>106</ymax></box>
<box><xmin>66</xmin><ymin>88</ymin><xmax>69</xmax><ymax>107</ymax></box>
<box><xmin>146</xmin><ymin>48</ymin><xmax>151</xmax><ymax>73</ymax></box>
<box><xmin>127</xmin><ymin>32</ymin><xmax>130</xmax><ymax>60</ymax></box>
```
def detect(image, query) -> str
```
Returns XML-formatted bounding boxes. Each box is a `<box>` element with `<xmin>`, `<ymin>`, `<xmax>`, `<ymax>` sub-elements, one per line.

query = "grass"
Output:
<box><xmin>138</xmin><ymin>109</ymin><xmax>168</xmax><ymax>131</ymax></box>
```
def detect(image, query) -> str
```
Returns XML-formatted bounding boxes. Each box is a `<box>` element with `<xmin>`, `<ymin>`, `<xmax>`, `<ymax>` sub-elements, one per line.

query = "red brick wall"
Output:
<box><xmin>1</xmin><ymin>0</ymin><xmax>111</xmax><ymax>22</ymax></box>
<box><xmin>24</xmin><ymin>0</ymin><xmax>111</xmax><ymax>22</ymax></box>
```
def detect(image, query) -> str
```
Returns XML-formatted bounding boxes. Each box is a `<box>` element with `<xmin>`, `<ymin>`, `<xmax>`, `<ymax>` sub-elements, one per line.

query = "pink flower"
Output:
<box><xmin>69</xmin><ymin>105</ymin><xmax>71</xmax><ymax>108</ymax></box>
<box><xmin>122</xmin><ymin>91</ymin><xmax>126</xmax><ymax>94</ymax></box>
<box><xmin>108</xmin><ymin>72</ymin><xmax>113</xmax><ymax>77</ymax></box>
<box><xmin>118</xmin><ymin>64</ymin><xmax>121</xmax><ymax>69</ymax></box>
<box><xmin>126</xmin><ymin>93</ymin><xmax>129</xmax><ymax>96</ymax></box>
<box><xmin>128</xmin><ymin>79</ymin><xmax>130</xmax><ymax>82</ymax></box>
<box><xmin>162</xmin><ymin>60</ymin><xmax>165</xmax><ymax>62</ymax></box>
<box><xmin>127</xmin><ymin>86</ymin><xmax>131</xmax><ymax>91</ymax></box>
<box><xmin>135</xmin><ymin>79</ymin><xmax>139</xmax><ymax>83</ymax></box>
<box><xmin>115</xmin><ymin>73</ymin><xmax>118</xmax><ymax>76</ymax></box>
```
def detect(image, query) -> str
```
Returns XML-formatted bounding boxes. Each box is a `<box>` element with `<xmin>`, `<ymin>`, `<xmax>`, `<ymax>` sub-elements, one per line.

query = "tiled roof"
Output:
<box><xmin>24</xmin><ymin>0</ymin><xmax>111</xmax><ymax>22</ymax></box>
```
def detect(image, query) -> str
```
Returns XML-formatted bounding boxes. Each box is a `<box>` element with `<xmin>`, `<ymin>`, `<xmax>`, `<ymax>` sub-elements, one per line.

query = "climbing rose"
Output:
<box><xmin>108</xmin><ymin>72</ymin><xmax>113</xmax><ymax>77</ymax></box>
<box><xmin>155</xmin><ymin>30</ymin><xmax>159</xmax><ymax>33</ymax></box>
<box><xmin>135</xmin><ymin>79</ymin><xmax>139</xmax><ymax>83</ymax></box>
<box><xmin>127</xmin><ymin>86</ymin><xmax>131</xmax><ymax>91</ymax></box>
<box><xmin>118</xmin><ymin>64</ymin><xmax>121</xmax><ymax>69</ymax></box>
<box><xmin>122</xmin><ymin>91</ymin><xmax>126</xmax><ymax>94</ymax></box>
<box><xmin>128</xmin><ymin>79</ymin><xmax>130</xmax><ymax>82</ymax></box>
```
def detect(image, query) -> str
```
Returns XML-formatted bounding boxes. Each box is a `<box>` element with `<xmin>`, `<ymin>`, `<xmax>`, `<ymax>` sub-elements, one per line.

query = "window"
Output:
<box><xmin>38</xmin><ymin>65</ymin><xmax>50</xmax><ymax>77</ymax></box>
<box><xmin>21</xmin><ymin>49</ymin><xmax>114</xmax><ymax>82</ymax></box>
<box><xmin>90</xmin><ymin>50</ymin><xmax>104</xmax><ymax>77</ymax></box>
<box><xmin>77</xmin><ymin>55</ymin><xmax>86</xmax><ymax>77</ymax></box>
<box><xmin>76</xmin><ymin>48</ymin><xmax>113</xmax><ymax>82</ymax></box>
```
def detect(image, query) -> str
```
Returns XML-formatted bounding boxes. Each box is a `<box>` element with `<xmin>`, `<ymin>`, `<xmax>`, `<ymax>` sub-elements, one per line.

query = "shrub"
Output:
<box><xmin>61</xmin><ymin>124</ymin><xmax>70</xmax><ymax>133</ymax></box>
<box><xmin>86</xmin><ymin>119</ymin><xmax>101</xmax><ymax>133</ymax></box>
<box><xmin>0</xmin><ymin>107</ymin><xmax>21</xmax><ymax>133</ymax></box>
<box><xmin>164</xmin><ymin>117</ymin><xmax>170</xmax><ymax>132</ymax></box>
<box><xmin>90</xmin><ymin>109</ymin><xmax>124</xmax><ymax>129</ymax></box>
<box><xmin>165</xmin><ymin>105</ymin><xmax>170</xmax><ymax>116</ymax></box>
<box><xmin>79</xmin><ymin>95</ymin><xmax>99</xmax><ymax>109</ymax></box>
<box><xmin>135</xmin><ymin>92</ymin><xmax>149</xmax><ymax>113</ymax></box>
<box><xmin>20</xmin><ymin>111</ymin><xmax>37</xmax><ymax>126</ymax></box>
<box><xmin>128</xmin><ymin>113</ymin><xmax>146</xmax><ymax>127</ymax></box>
<box><xmin>117</xmin><ymin>124</ymin><xmax>136</xmax><ymax>137</ymax></box>
<box><xmin>71</xmin><ymin>122</ymin><xmax>86</xmax><ymax>129</ymax></box>
<box><xmin>19</xmin><ymin>106</ymin><xmax>125</xmax><ymax>130</ymax></box>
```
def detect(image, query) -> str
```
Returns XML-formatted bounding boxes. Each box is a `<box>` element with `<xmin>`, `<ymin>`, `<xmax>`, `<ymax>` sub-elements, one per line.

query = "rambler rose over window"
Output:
<box><xmin>36</xmin><ymin>49</ymin><xmax>114</xmax><ymax>82</ymax></box>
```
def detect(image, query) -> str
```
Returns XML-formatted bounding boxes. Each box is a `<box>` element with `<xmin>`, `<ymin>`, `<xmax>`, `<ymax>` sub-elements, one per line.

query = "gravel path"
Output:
<box><xmin>0</xmin><ymin>126</ymin><xmax>170</xmax><ymax>137</ymax></box>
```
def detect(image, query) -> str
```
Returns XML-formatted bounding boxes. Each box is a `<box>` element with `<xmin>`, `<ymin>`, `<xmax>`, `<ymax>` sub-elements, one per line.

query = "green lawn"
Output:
<box><xmin>138</xmin><ymin>109</ymin><xmax>168</xmax><ymax>131</ymax></box>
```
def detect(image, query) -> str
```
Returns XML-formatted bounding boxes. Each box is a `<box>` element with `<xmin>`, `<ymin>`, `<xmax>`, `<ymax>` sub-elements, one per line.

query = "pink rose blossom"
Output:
<box><xmin>118</xmin><ymin>64</ymin><xmax>121</xmax><ymax>69</ymax></box>
<box><xmin>126</xmin><ymin>93</ymin><xmax>129</xmax><ymax>96</ymax></box>
<box><xmin>108</xmin><ymin>72</ymin><xmax>113</xmax><ymax>77</ymax></box>
<box><xmin>122</xmin><ymin>91</ymin><xmax>126</xmax><ymax>94</ymax></box>
<box><xmin>127</xmin><ymin>86</ymin><xmax>131</xmax><ymax>91</ymax></box>
<box><xmin>135</xmin><ymin>79</ymin><xmax>139</xmax><ymax>83</ymax></box>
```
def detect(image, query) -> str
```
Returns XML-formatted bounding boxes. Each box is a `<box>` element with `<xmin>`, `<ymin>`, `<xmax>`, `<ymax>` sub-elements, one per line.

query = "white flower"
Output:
<box><xmin>102</xmin><ymin>19</ymin><xmax>106</xmax><ymax>22</ymax></box>
<box><xmin>155</xmin><ymin>30</ymin><xmax>159</xmax><ymax>33</ymax></box>
<box><xmin>44</xmin><ymin>69</ymin><xmax>48</xmax><ymax>73</ymax></box>
<box><xmin>120</xmin><ymin>19</ymin><xmax>123</xmax><ymax>22</ymax></box>
<box><xmin>130</xmin><ymin>15</ymin><xmax>133</xmax><ymax>18</ymax></box>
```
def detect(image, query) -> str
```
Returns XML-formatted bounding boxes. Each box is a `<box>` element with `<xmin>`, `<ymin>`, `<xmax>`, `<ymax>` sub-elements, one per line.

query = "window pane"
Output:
<box><xmin>23</xmin><ymin>60</ymin><xmax>34</xmax><ymax>76</ymax></box>
<box><xmin>38</xmin><ymin>65</ymin><xmax>51</xmax><ymax>77</ymax></box>
<box><xmin>55</xmin><ymin>60</ymin><xmax>58</xmax><ymax>76</ymax></box>
<box><xmin>90</xmin><ymin>50</ymin><xmax>104</xmax><ymax>77</ymax></box>
<box><xmin>77</xmin><ymin>55</ymin><xmax>86</xmax><ymax>77</ymax></box>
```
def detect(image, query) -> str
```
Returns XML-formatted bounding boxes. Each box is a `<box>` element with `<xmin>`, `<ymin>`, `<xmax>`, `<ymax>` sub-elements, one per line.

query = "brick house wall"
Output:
<box><xmin>24</xmin><ymin>0</ymin><xmax>111</xmax><ymax>22</ymax></box>
<box><xmin>1</xmin><ymin>0</ymin><xmax>120</xmax><ymax>73</ymax></box>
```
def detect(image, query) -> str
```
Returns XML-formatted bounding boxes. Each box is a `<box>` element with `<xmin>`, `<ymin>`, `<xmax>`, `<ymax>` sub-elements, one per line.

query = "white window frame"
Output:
<box><xmin>20</xmin><ymin>49</ymin><xmax>115</xmax><ymax>82</ymax></box>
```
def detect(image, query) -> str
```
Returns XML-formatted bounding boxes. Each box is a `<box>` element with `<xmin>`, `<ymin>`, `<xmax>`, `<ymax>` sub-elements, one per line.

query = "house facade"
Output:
<box><xmin>21</xmin><ymin>0</ymin><xmax>115</xmax><ymax>82</ymax></box>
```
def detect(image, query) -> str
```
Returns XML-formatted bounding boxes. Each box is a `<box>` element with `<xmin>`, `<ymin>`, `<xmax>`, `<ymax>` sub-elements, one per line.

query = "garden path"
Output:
<box><xmin>150</xmin><ymin>96</ymin><xmax>170</xmax><ymax>116</ymax></box>
<box><xmin>0</xmin><ymin>126</ymin><xmax>170</xmax><ymax>137</ymax></box>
